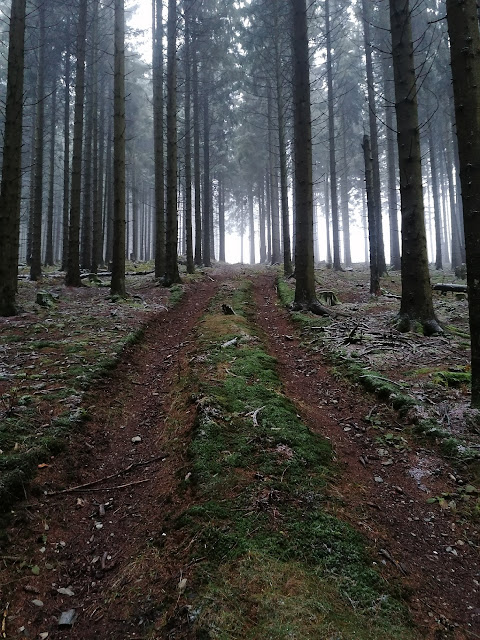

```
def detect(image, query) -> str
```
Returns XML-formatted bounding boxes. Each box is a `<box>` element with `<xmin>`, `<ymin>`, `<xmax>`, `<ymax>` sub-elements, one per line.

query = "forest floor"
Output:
<box><xmin>0</xmin><ymin>263</ymin><xmax>479</xmax><ymax>640</ymax></box>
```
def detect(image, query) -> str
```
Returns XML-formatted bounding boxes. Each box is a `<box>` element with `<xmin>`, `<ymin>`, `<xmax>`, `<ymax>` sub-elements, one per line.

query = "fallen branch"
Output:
<box><xmin>1</xmin><ymin>602</ymin><xmax>8</xmax><ymax>639</ymax></box>
<box><xmin>433</xmin><ymin>283</ymin><xmax>467</xmax><ymax>294</ymax></box>
<box><xmin>62</xmin><ymin>478</ymin><xmax>151</xmax><ymax>492</ymax></box>
<box><xmin>46</xmin><ymin>454</ymin><xmax>167</xmax><ymax>496</ymax></box>
<box><xmin>248</xmin><ymin>406</ymin><xmax>265</xmax><ymax>427</ymax></box>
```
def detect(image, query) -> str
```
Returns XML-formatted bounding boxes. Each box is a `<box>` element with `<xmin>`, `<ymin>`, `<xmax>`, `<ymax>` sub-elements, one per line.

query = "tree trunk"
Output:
<box><xmin>30</xmin><ymin>3</ymin><xmax>46</xmax><ymax>281</ymax></box>
<box><xmin>325</xmin><ymin>0</ymin><xmax>341</xmax><ymax>271</ymax></box>
<box><xmin>340</xmin><ymin>114</ymin><xmax>351</xmax><ymax>267</ymax></box>
<box><xmin>389</xmin><ymin>0</ymin><xmax>440</xmax><ymax>334</ymax></box>
<box><xmin>92</xmin><ymin>82</ymin><xmax>105</xmax><ymax>272</ymax></box>
<box><xmin>363</xmin><ymin>135</ymin><xmax>380</xmax><ymax>296</ymax></box>
<box><xmin>267</xmin><ymin>84</ymin><xmax>281</xmax><ymax>264</ymax></box>
<box><xmin>45</xmin><ymin>84</ymin><xmax>57</xmax><ymax>266</ymax></box>
<box><xmin>192</xmin><ymin>31</ymin><xmax>202</xmax><ymax>266</ymax></box>
<box><xmin>428</xmin><ymin>121</ymin><xmax>443</xmax><ymax>270</ymax></box>
<box><xmin>202</xmin><ymin>73</ymin><xmax>212</xmax><ymax>267</ymax></box>
<box><xmin>258</xmin><ymin>179</ymin><xmax>266</xmax><ymax>263</ymax></box>
<box><xmin>66</xmin><ymin>0</ymin><xmax>87</xmax><ymax>287</ymax></box>
<box><xmin>184</xmin><ymin>0</ymin><xmax>194</xmax><ymax>274</ymax></box>
<box><xmin>164</xmin><ymin>0</ymin><xmax>180</xmax><ymax>286</ymax></box>
<box><xmin>90</xmin><ymin>0</ymin><xmax>101</xmax><ymax>273</ymax></box>
<box><xmin>362</xmin><ymin>0</ymin><xmax>386</xmax><ymax>274</ymax></box>
<box><xmin>0</xmin><ymin>0</ymin><xmax>26</xmax><ymax>315</ymax></box>
<box><xmin>248</xmin><ymin>187</ymin><xmax>255</xmax><ymax>264</ymax></box>
<box><xmin>446</xmin><ymin>0</ymin><xmax>480</xmax><ymax>405</ymax></box>
<box><xmin>153</xmin><ymin>0</ymin><xmax>165</xmax><ymax>278</ymax></box>
<box><xmin>61</xmin><ymin>20</ymin><xmax>71</xmax><ymax>272</ymax></box>
<box><xmin>110</xmin><ymin>0</ymin><xmax>126</xmax><ymax>297</ymax></box>
<box><xmin>219</xmin><ymin>177</ymin><xmax>226</xmax><ymax>262</ymax></box>
<box><xmin>274</xmin><ymin>27</ymin><xmax>292</xmax><ymax>275</ymax></box>
<box><xmin>292</xmin><ymin>0</ymin><xmax>324</xmax><ymax>313</ymax></box>
<box><xmin>382</xmin><ymin>46</ymin><xmax>401</xmax><ymax>270</ymax></box>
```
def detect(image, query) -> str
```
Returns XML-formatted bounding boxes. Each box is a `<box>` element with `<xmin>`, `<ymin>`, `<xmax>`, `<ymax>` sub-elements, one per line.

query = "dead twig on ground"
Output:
<box><xmin>46</xmin><ymin>454</ymin><xmax>168</xmax><ymax>495</ymax></box>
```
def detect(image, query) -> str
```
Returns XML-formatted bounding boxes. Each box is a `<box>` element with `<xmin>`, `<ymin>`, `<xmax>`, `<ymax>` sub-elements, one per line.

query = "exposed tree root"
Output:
<box><xmin>395</xmin><ymin>314</ymin><xmax>443</xmax><ymax>336</ymax></box>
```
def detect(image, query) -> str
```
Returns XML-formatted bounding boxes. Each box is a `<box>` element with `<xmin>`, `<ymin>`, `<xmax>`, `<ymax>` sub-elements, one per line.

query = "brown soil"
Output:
<box><xmin>1</xmin><ymin>265</ymin><xmax>479</xmax><ymax>640</ymax></box>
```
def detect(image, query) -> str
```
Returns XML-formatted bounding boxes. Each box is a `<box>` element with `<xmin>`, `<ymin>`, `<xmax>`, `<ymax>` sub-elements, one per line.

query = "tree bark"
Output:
<box><xmin>0</xmin><ymin>0</ymin><xmax>26</xmax><ymax>315</ymax></box>
<box><xmin>446</xmin><ymin>0</ymin><xmax>480</xmax><ymax>405</ymax></box>
<box><xmin>389</xmin><ymin>0</ymin><xmax>440</xmax><ymax>334</ymax></box>
<box><xmin>362</xmin><ymin>0</ymin><xmax>386</xmax><ymax>274</ymax></box>
<box><xmin>363</xmin><ymin>135</ymin><xmax>380</xmax><ymax>296</ymax></box>
<box><xmin>61</xmin><ymin>20</ymin><xmax>71</xmax><ymax>272</ymax></box>
<box><xmin>202</xmin><ymin>72</ymin><xmax>212</xmax><ymax>267</ymax></box>
<box><xmin>30</xmin><ymin>3</ymin><xmax>46</xmax><ymax>281</ymax></box>
<box><xmin>45</xmin><ymin>84</ymin><xmax>57</xmax><ymax>266</ymax></box>
<box><xmin>292</xmin><ymin>0</ymin><xmax>326</xmax><ymax>314</ymax></box>
<box><xmin>153</xmin><ymin>0</ymin><xmax>165</xmax><ymax>278</ymax></box>
<box><xmin>110</xmin><ymin>0</ymin><xmax>126</xmax><ymax>297</ymax></box>
<box><xmin>66</xmin><ymin>0</ymin><xmax>87</xmax><ymax>287</ymax></box>
<box><xmin>325</xmin><ymin>0</ymin><xmax>341</xmax><ymax>271</ymax></box>
<box><xmin>164</xmin><ymin>0</ymin><xmax>181</xmax><ymax>286</ymax></box>
<box><xmin>184</xmin><ymin>0</ymin><xmax>194</xmax><ymax>273</ymax></box>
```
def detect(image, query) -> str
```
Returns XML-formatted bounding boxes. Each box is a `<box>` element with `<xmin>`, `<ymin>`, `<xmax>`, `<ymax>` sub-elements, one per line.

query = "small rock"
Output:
<box><xmin>58</xmin><ymin>609</ymin><xmax>77</xmax><ymax>627</ymax></box>
<box><xmin>39</xmin><ymin>633</ymin><xmax>49</xmax><ymax>639</ymax></box>
<box><xmin>24</xmin><ymin>585</ymin><xmax>40</xmax><ymax>594</ymax></box>
<box><xmin>374</xmin><ymin>476</ymin><xmax>384</xmax><ymax>483</ymax></box>
<box><xmin>178</xmin><ymin>578</ymin><xmax>187</xmax><ymax>594</ymax></box>
<box><xmin>131</xmin><ymin>436</ymin><xmax>142</xmax><ymax>444</ymax></box>
<box><xmin>32</xmin><ymin>599</ymin><xmax>44</xmax><ymax>607</ymax></box>
<box><xmin>57</xmin><ymin>587</ymin><xmax>75</xmax><ymax>597</ymax></box>
<box><xmin>95</xmin><ymin>522</ymin><xmax>103</xmax><ymax>530</ymax></box>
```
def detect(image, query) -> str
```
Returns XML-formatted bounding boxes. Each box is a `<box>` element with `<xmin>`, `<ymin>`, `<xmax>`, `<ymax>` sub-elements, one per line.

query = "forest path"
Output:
<box><xmin>1</xmin><ymin>266</ymin><xmax>478</xmax><ymax>640</ymax></box>
<box><xmin>252</xmin><ymin>272</ymin><xmax>479</xmax><ymax>639</ymax></box>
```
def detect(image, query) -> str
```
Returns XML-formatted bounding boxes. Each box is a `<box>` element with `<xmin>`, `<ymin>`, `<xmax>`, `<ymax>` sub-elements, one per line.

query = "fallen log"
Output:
<box><xmin>433</xmin><ymin>283</ymin><xmax>467</xmax><ymax>294</ymax></box>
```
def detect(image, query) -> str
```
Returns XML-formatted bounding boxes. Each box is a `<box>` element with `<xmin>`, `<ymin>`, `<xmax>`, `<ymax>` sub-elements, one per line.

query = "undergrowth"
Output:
<box><xmin>172</xmin><ymin>276</ymin><xmax>419</xmax><ymax>640</ymax></box>
<box><xmin>277</xmin><ymin>276</ymin><xmax>480</xmax><ymax>474</ymax></box>
<box><xmin>0</xmin><ymin>309</ymin><xmax>146</xmax><ymax>516</ymax></box>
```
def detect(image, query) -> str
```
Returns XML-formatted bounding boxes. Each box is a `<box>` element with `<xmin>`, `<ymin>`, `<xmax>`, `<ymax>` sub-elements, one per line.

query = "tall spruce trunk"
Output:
<box><xmin>363</xmin><ymin>135</ymin><xmax>380</xmax><ymax>295</ymax></box>
<box><xmin>258</xmin><ymin>180</ymin><xmax>266</xmax><ymax>263</ymax></box>
<box><xmin>30</xmin><ymin>3</ymin><xmax>46</xmax><ymax>281</ymax></box>
<box><xmin>192</xmin><ymin>31</ymin><xmax>202</xmax><ymax>266</ymax></box>
<box><xmin>45</xmin><ymin>84</ymin><xmax>57</xmax><ymax>266</ymax></box>
<box><xmin>248</xmin><ymin>188</ymin><xmax>255</xmax><ymax>264</ymax></box>
<box><xmin>164</xmin><ymin>0</ymin><xmax>180</xmax><ymax>285</ymax></box>
<box><xmin>446</xmin><ymin>0</ymin><xmax>480</xmax><ymax>405</ymax></box>
<box><xmin>428</xmin><ymin>122</ymin><xmax>442</xmax><ymax>270</ymax></box>
<box><xmin>389</xmin><ymin>0</ymin><xmax>440</xmax><ymax>334</ymax></box>
<box><xmin>202</xmin><ymin>75</ymin><xmax>212</xmax><ymax>267</ymax></box>
<box><xmin>267</xmin><ymin>84</ymin><xmax>281</xmax><ymax>264</ymax></box>
<box><xmin>61</xmin><ymin>21</ymin><xmax>71</xmax><ymax>272</ymax></box>
<box><xmin>273</xmin><ymin>9</ymin><xmax>292</xmax><ymax>275</ymax></box>
<box><xmin>110</xmin><ymin>0</ymin><xmax>126</xmax><ymax>297</ymax></box>
<box><xmin>340</xmin><ymin>115</ymin><xmax>351</xmax><ymax>267</ymax></box>
<box><xmin>292</xmin><ymin>0</ymin><xmax>317</xmax><ymax>308</ymax></box>
<box><xmin>325</xmin><ymin>0</ymin><xmax>341</xmax><ymax>270</ymax></box>
<box><xmin>0</xmin><ymin>0</ymin><xmax>26</xmax><ymax>315</ymax></box>
<box><xmin>66</xmin><ymin>0</ymin><xmax>88</xmax><ymax>287</ymax></box>
<box><xmin>184</xmin><ymin>0</ymin><xmax>194</xmax><ymax>273</ymax></box>
<box><xmin>218</xmin><ymin>177</ymin><xmax>226</xmax><ymax>262</ymax></box>
<box><xmin>382</xmin><ymin>46</ymin><xmax>401</xmax><ymax>270</ymax></box>
<box><xmin>153</xmin><ymin>0</ymin><xmax>165</xmax><ymax>278</ymax></box>
<box><xmin>362</xmin><ymin>0</ymin><xmax>386</xmax><ymax>274</ymax></box>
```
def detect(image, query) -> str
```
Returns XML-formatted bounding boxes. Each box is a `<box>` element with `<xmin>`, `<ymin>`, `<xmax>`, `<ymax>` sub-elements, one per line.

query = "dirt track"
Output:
<box><xmin>1</xmin><ymin>266</ymin><xmax>479</xmax><ymax>639</ymax></box>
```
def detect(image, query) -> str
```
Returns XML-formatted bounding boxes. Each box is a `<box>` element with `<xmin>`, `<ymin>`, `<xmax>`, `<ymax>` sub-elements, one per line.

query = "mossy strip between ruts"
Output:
<box><xmin>177</xmin><ymin>277</ymin><xmax>419</xmax><ymax>639</ymax></box>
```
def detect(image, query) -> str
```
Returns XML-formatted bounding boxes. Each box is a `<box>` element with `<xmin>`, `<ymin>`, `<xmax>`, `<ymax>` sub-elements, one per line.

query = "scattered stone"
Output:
<box><xmin>131</xmin><ymin>436</ymin><xmax>142</xmax><ymax>443</ymax></box>
<box><xmin>57</xmin><ymin>587</ymin><xmax>75</xmax><ymax>597</ymax></box>
<box><xmin>32</xmin><ymin>599</ymin><xmax>44</xmax><ymax>607</ymax></box>
<box><xmin>58</xmin><ymin>609</ymin><xmax>77</xmax><ymax>627</ymax></box>
<box><xmin>374</xmin><ymin>476</ymin><xmax>384</xmax><ymax>483</ymax></box>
